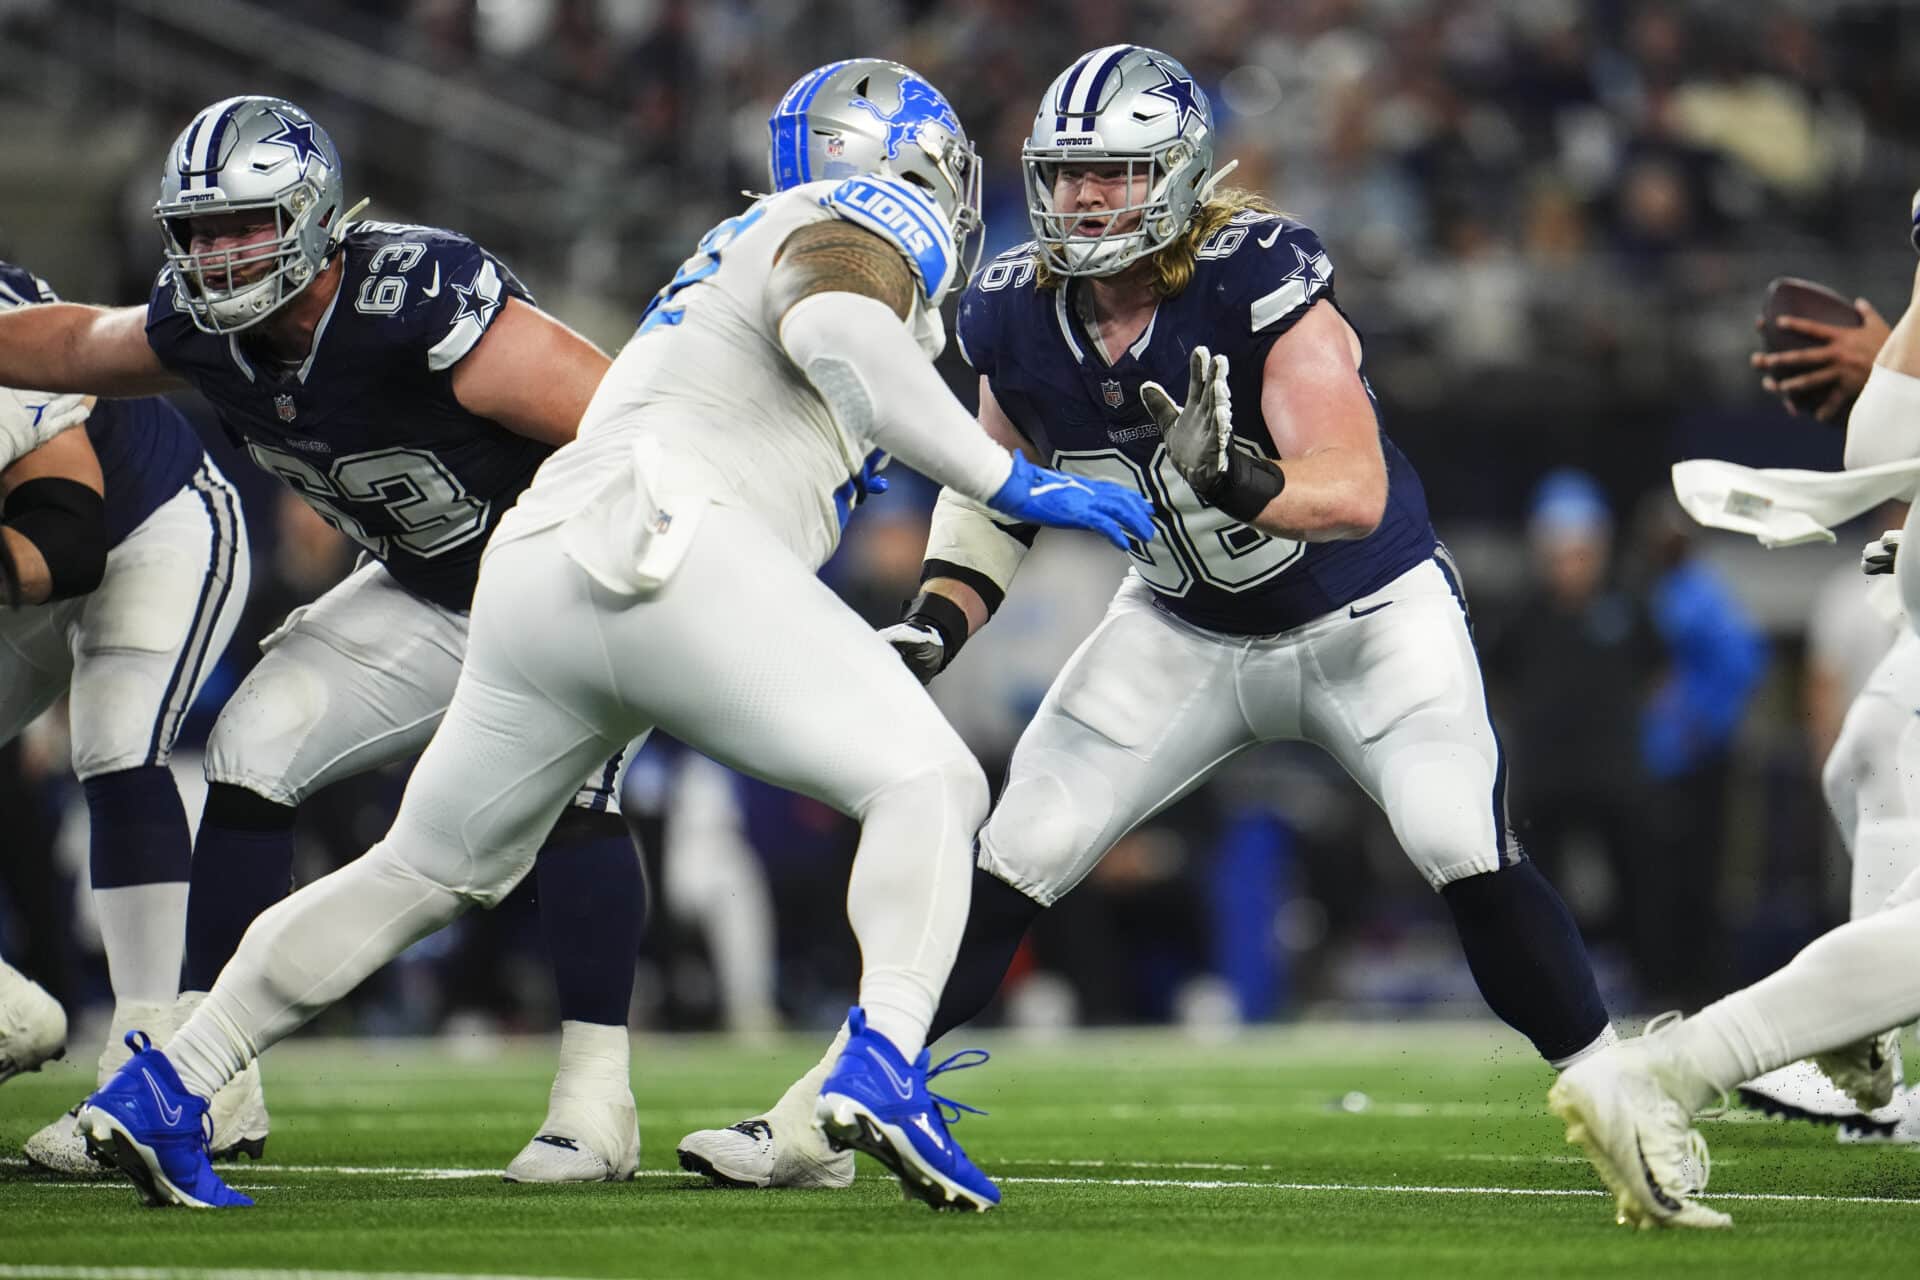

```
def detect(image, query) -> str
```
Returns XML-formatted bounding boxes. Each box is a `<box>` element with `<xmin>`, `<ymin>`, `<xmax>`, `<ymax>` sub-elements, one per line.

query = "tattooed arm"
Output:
<box><xmin>766</xmin><ymin>221</ymin><xmax>919</xmax><ymax>325</ymax></box>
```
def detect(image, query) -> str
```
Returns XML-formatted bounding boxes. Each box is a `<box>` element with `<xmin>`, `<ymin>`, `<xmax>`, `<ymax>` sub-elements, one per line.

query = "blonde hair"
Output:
<box><xmin>1034</xmin><ymin>187</ymin><xmax>1280</xmax><ymax>297</ymax></box>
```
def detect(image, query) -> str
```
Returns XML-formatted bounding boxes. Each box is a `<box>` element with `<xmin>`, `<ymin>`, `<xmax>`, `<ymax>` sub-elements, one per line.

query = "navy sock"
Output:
<box><xmin>927</xmin><ymin>867</ymin><xmax>1047</xmax><ymax>1043</ymax></box>
<box><xmin>1439</xmin><ymin>859</ymin><xmax>1610</xmax><ymax>1062</ymax></box>
<box><xmin>183</xmin><ymin>783</ymin><xmax>296</xmax><ymax>991</ymax></box>
<box><xmin>536</xmin><ymin>808</ymin><xmax>645</xmax><ymax>1026</ymax></box>
<box><xmin>84</xmin><ymin>766</ymin><xmax>191</xmax><ymax>890</ymax></box>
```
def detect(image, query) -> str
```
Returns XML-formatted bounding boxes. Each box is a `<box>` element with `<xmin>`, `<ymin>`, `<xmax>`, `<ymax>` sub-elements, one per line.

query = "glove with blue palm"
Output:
<box><xmin>986</xmin><ymin>454</ymin><xmax>1154</xmax><ymax>551</ymax></box>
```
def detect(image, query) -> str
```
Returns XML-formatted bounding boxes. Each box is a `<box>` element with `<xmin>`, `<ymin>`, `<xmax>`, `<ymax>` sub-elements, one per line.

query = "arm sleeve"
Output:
<box><xmin>922</xmin><ymin>486</ymin><xmax>1037</xmax><ymax>614</ymax></box>
<box><xmin>1844</xmin><ymin>363</ymin><xmax>1920</xmax><ymax>470</ymax></box>
<box><xmin>778</xmin><ymin>290</ymin><xmax>1014</xmax><ymax>504</ymax></box>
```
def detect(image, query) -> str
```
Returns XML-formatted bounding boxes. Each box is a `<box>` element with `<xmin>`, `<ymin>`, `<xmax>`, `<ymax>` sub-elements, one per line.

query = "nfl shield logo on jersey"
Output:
<box><xmin>273</xmin><ymin>393</ymin><xmax>297</xmax><ymax>423</ymax></box>
<box><xmin>1101</xmin><ymin>378</ymin><xmax>1124</xmax><ymax>408</ymax></box>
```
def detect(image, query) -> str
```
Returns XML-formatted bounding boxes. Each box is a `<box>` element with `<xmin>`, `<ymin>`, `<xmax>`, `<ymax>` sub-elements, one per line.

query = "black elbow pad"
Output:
<box><xmin>3</xmin><ymin>477</ymin><xmax>108</xmax><ymax>601</ymax></box>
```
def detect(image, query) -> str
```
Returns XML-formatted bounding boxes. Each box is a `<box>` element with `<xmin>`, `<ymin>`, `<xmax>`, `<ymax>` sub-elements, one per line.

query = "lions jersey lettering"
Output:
<box><xmin>822</xmin><ymin>175</ymin><xmax>956</xmax><ymax>302</ymax></box>
<box><xmin>958</xmin><ymin>215</ymin><xmax>1437</xmax><ymax>635</ymax></box>
<box><xmin>0</xmin><ymin>261</ymin><xmax>204</xmax><ymax>546</ymax></box>
<box><xmin>144</xmin><ymin>223</ymin><xmax>547</xmax><ymax>611</ymax></box>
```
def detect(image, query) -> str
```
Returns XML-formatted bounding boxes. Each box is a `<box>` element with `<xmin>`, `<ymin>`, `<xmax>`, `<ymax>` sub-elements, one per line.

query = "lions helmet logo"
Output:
<box><xmin>849</xmin><ymin>75</ymin><xmax>959</xmax><ymax>160</ymax></box>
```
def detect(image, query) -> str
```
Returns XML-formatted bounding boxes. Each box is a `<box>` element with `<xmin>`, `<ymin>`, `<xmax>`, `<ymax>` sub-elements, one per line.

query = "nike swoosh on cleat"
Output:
<box><xmin>142</xmin><ymin>1069</ymin><xmax>184</xmax><ymax>1127</ymax></box>
<box><xmin>1257</xmin><ymin>225</ymin><xmax>1283</xmax><ymax>249</ymax></box>
<box><xmin>421</xmin><ymin>263</ymin><xmax>441</xmax><ymax>298</ymax></box>
<box><xmin>1634</xmin><ymin>1136</ymin><xmax>1684</xmax><ymax>1213</ymax></box>
<box><xmin>911</xmin><ymin>1113</ymin><xmax>947</xmax><ymax>1152</ymax></box>
<box><xmin>1349</xmin><ymin>600</ymin><xmax>1393</xmax><ymax>619</ymax></box>
<box><xmin>868</xmin><ymin>1047</ymin><xmax>917</xmax><ymax>1100</ymax></box>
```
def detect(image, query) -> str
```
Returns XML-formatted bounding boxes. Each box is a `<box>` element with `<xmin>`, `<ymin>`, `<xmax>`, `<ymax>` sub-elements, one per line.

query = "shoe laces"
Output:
<box><xmin>925</xmin><ymin>1048</ymin><xmax>990</xmax><ymax>1127</ymax></box>
<box><xmin>727</xmin><ymin>1119</ymin><xmax>773</xmax><ymax>1141</ymax></box>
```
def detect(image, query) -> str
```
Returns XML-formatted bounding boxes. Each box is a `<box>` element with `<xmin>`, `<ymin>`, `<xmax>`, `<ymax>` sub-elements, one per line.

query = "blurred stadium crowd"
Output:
<box><xmin>2</xmin><ymin>0</ymin><xmax>1918</xmax><ymax>1041</ymax></box>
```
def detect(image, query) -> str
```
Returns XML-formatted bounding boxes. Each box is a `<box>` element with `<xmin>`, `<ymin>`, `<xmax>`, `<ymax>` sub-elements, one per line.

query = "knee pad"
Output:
<box><xmin>202</xmin><ymin>660</ymin><xmax>331</xmax><ymax>805</ymax></box>
<box><xmin>977</xmin><ymin>747</ymin><xmax>1115</xmax><ymax>906</ymax></box>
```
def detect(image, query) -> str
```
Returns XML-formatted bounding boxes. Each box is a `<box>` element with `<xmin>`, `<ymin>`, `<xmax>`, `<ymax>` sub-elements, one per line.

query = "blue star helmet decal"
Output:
<box><xmin>849</xmin><ymin>75</ymin><xmax>960</xmax><ymax>160</ymax></box>
<box><xmin>259</xmin><ymin>108</ymin><xmax>332</xmax><ymax>179</ymax></box>
<box><xmin>1142</xmin><ymin>61</ymin><xmax>1206</xmax><ymax>132</ymax></box>
<box><xmin>449</xmin><ymin>272</ymin><xmax>501</xmax><ymax>329</ymax></box>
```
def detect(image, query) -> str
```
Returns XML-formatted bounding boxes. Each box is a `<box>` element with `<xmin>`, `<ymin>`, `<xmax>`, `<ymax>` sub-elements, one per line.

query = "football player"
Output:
<box><xmin>71</xmin><ymin>59</ymin><xmax>1153</xmax><ymax>1212</ymax></box>
<box><xmin>1736</xmin><ymin>289</ymin><xmax>1920</xmax><ymax>1136</ymax></box>
<box><xmin>0</xmin><ymin>98</ymin><xmax>644</xmax><ymax>1183</ymax></box>
<box><xmin>1547</xmin><ymin>193</ymin><xmax>1920</xmax><ymax>1230</ymax></box>
<box><xmin>678</xmin><ymin>45</ymin><xmax>1617</xmax><ymax>1191</ymax></box>
<box><xmin>0</xmin><ymin>263</ymin><xmax>249</xmax><ymax>1125</ymax></box>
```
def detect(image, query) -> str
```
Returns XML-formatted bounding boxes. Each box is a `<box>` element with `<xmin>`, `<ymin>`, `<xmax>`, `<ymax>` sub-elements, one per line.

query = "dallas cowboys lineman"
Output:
<box><xmin>74</xmin><ymin>59</ymin><xmax>1152</xmax><ymax>1213</ymax></box>
<box><xmin>0</xmin><ymin>97</ymin><xmax>645</xmax><ymax>1183</ymax></box>
<box><xmin>678</xmin><ymin>45</ymin><xmax>1618</xmax><ymax>1191</ymax></box>
<box><xmin>0</xmin><ymin>262</ymin><xmax>251</xmax><ymax>1163</ymax></box>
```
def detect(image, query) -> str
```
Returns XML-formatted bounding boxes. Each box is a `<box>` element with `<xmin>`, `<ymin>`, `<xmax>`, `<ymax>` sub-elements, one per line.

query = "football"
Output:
<box><xmin>1758</xmin><ymin>275</ymin><xmax>1865</xmax><ymax>414</ymax></box>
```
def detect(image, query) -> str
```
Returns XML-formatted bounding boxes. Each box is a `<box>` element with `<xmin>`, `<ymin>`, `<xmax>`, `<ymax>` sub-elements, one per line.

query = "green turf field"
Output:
<box><xmin>2</xmin><ymin>1023</ymin><xmax>1915</xmax><ymax>1278</ymax></box>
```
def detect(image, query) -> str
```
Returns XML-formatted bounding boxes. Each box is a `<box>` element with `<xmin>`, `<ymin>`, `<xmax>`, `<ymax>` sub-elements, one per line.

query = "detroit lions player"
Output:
<box><xmin>1547</xmin><ymin>193</ymin><xmax>1920</xmax><ymax>1230</ymax></box>
<box><xmin>74</xmin><ymin>59</ymin><xmax>1153</xmax><ymax>1213</ymax></box>
<box><xmin>0</xmin><ymin>262</ymin><xmax>251</xmax><ymax>1170</ymax></box>
<box><xmin>679</xmin><ymin>45</ymin><xmax>1617</xmax><ymax>1191</ymax></box>
<box><xmin>0</xmin><ymin>98</ymin><xmax>644</xmax><ymax>1183</ymax></box>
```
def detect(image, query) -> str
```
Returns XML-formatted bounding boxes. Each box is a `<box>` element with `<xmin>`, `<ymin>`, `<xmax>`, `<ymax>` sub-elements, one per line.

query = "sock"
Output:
<box><xmin>183</xmin><ymin>783</ymin><xmax>297</xmax><ymax>991</ymax></box>
<box><xmin>536</xmin><ymin>809</ymin><xmax>644</xmax><ymax>1026</ymax></box>
<box><xmin>846</xmin><ymin>760</ymin><xmax>983</xmax><ymax>1062</ymax></box>
<box><xmin>928</xmin><ymin>867</ymin><xmax>1047</xmax><ymax>1043</ymax></box>
<box><xmin>167</xmin><ymin>840</ymin><xmax>468</xmax><ymax>1098</ymax></box>
<box><xmin>1850</xmin><ymin>819</ymin><xmax>1920</xmax><ymax>920</ymax></box>
<box><xmin>1439</xmin><ymin>859</ymin><xmax>1612</xmax><ymax>1064</ymax></box>
<box><xmin>1651</xmin><ymin>896</ymin><xmax>1920</xmax><ymax>1112</ymax></box>
<box><xmin>775</xmin><ymin>1023</ymin><xmax>852</xmax><ymax>1122</ymax></box>
<box><xmin>549</xmin><ymin>1019</ymin><xmax>632</xmax><ymax>1096</ymax></box>
<box><xmin>84</xmin><ymin>766</ymin><xmax>192</xmax><ymax>1006</ymax></box>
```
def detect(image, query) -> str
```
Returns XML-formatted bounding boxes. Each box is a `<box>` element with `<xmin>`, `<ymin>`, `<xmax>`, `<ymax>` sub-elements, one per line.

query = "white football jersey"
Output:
<box><xmin>495</xmin><ymin>176</ymin><xmax>955</xmax><ymax>572</ymax></box>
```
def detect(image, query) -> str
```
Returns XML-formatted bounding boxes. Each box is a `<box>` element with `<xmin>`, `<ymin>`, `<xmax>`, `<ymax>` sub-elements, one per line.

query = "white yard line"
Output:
<box><xmin>0</xmin><ymin>1270</ymin><xmax>612</xmax><ymax>1280</ymax></box>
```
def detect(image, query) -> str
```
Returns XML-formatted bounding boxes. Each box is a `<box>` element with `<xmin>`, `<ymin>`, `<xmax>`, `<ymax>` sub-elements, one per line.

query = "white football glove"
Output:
<box><xmin>0</xmin><ymin>386</ymin><xmax>90</xmax><ymax>472</ymax></box>
<box><xmin>1141</xmin><ymin>346</ymin><xmax>1233</xmax><ymax>497</ymax></box>
<box><xmin>1863</xmin><ymin>528</ymin><xmax>1902</xmax><ymax>576</ymax></box>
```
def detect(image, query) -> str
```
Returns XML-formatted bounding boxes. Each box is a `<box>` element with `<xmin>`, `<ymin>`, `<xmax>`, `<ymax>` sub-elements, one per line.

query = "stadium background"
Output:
<box><xmin>1</xmin><ymin>0</ymin><xmax>1914</xmax><ymax>1047</ymax></box>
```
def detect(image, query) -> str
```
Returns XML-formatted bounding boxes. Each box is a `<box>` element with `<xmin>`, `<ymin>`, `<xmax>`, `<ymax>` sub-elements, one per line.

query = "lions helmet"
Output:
<box><xmin>1024</xmin><ymin>46</ymin><xmax>1216</xmax><ymax>277</ymax></box>
<box><xmin>154</xmin><ymin>96</ymin><xmax>352</xmax><ymax>334</ymax></box>
<box><xmin>768</xmin><ymin>59</ymin><xmax>984</xmax><ymax>282</ymax></box>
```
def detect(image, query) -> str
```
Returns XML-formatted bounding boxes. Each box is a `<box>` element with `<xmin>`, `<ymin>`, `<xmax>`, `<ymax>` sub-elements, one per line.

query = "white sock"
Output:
<box><xmin>93</xmin><ymin>882</ymin><xmax>188</xmax><ymax>1006</ymax></box>
<box><xmin>844</xmin><ymin>762</ymin><xmax>980</xmax><ymax>1064</ymax></box>
<box><xmin>772</xmin><ymin>1023</ymin><xmax>850</xmax><ymax>1121</ymax></box>
<box><xmin>166</xmin><ymin>841</ymin><xmax>467</xmax><ymax>1098</ymax></box>
<box><xmin>1653</xmin><ymin>895</ymin><xmax>1920</xmax><ymax>1110</ymax></box>
<box><xmin>1548</xmin><ymin>1022</ymin><xmax>1618</xmax><ymax>1071</ymax></box>
<box><xmin>550</xmin><ymin>1020</ymin><xmax>631</xmax><ymax>1097</ymax></box>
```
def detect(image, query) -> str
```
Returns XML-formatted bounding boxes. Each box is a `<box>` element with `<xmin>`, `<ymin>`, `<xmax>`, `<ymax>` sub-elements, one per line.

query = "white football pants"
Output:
<box><xmin>180</xmin><ymin>503</ymin><xmax>983</xmax><ymax>1077</ymax></box>
<box><xmin>979</xmin><ymin>556</ymin><xmax>1516</xmax><ymax>906</ymax></box>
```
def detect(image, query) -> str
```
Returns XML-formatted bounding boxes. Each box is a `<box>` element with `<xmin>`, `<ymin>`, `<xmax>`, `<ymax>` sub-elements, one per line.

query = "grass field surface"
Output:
<box><xmin>2</xmin><ymin>1023</ymin><xmax>1915</xmax><ymax>1278</ymax></box>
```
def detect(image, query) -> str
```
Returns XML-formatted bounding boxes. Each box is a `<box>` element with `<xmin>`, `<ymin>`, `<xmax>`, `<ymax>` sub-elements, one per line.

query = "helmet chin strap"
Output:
<box><xmin>1196</xmin><ymin>158</ymin><xmax>1239</xmax><ymax>204</ymax></box>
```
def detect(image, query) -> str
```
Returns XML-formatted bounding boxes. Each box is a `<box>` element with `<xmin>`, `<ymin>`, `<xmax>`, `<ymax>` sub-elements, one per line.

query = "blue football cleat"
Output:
<box><xmin>76</xmin><ymin>1031</ymin><xmax>252</xmax><ymax>1208</ymax></box>
<box><xmin>813</xmin><ymin>1007</ymin><xmax>1000</xmax><ymax>1212</ymax></box>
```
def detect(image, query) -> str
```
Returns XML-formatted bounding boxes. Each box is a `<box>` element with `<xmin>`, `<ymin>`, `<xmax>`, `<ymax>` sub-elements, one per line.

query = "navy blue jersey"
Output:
<box><xmin>0</xmin><ymin>262</ymin><xmax>203</xmax><ymax>546</ymax></box>
<box><xmin>145</xmin><ymin>221</ymin><xmax>546</xmax><ymax>611</ymax></box>
<box><xmin>957</xmin><ymin>213</ymin><xmax>1437</xmax><ymax>635</ymax></box>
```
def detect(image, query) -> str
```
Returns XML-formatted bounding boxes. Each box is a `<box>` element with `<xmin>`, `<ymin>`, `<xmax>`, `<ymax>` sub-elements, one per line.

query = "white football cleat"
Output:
<box><xmin>502</xmin><ymin>1085</ymin><xmax>639</xmax><ymax>1183</ymax></box>
<box><xmin>0</xmin><ymin>962</ymin><xmax>66</xmax><ymax>1085</ymax></box>
<box><xmin>1548</xmin><ymin>1039</ymin><xmax>1733</xmax><ymax>1230</ymax></box>
<box><xmin>22</xmin><ymin>997</ymin><xmax>174</xmax><ymax>1177</ymax></box>
<box><xmin>1812</xmin><ymin>1030</ymin><xmax>1901</xmax><ymax>1114</ymax></box>
<box><xmin>676</xmin><ymin>1114</ymin><xmax>856</xmax><ymax>1189</ymax></box>
<box><xmin>1737</xmin><ymin>1059</ymin><xmax>1897</xmax><ymax>1129</ymax></box>
<box><xmin>1838</xmin><ymin>1085</ymin><xmax>1920</xmax><ymax>1144</ymax></box>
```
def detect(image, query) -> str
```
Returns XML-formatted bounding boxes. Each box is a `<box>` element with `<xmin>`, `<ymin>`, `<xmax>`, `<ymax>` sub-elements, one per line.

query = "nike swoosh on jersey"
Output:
<box><xmin>421</xmin><ymin>263</ymin><xmax>442</xmax><ymax>298</ymax></box>
<box><xmin>1257</xmin><ymin>225</ymin><xmax>1283</xmax><ymax>249</ymax></box>
<box><xmin>143</xmin><ymin>1069</ymin><xmax>185</xmax><ymax>1127</ymax></box>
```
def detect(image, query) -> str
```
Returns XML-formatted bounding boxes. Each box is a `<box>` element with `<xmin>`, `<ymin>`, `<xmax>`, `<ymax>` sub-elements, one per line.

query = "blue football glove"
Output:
<box><xmin>986</xmin><ymin>453</ymin><xmax>1156</xmax><ymax>552</ymax></box>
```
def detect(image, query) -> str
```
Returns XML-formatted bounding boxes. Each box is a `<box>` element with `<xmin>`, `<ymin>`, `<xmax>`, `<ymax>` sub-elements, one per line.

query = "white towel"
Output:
<box><xmin>1670</xmin><ymin>457</ymin><xmax>1920</xmax><ymax>548</ymax></box>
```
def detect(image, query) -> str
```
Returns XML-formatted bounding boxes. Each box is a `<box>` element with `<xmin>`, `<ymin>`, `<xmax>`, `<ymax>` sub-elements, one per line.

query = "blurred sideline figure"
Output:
<box><xmin>0</xmin><ymin>97</ymin><xmax>646</xmax><ymax>1183</ymax></box>
<box><xmin>1549</xmin><ymin>190</ymin><xmax>1920</xmax><ymax>1230</ymax></box>
<box><xmin>75</xmin><ymin>60</ymin><xmax>1152</xmax><ymax>1212</ymax></box>
<box><xmin>682</xmin><ymin>43</ymin><xmax>1615</xmax><ymax>1192</ymax></box>
<box><xmin>0</xmin><ymin>264</ymin><xmax>250</xmax><ymax>1124</ymax></box>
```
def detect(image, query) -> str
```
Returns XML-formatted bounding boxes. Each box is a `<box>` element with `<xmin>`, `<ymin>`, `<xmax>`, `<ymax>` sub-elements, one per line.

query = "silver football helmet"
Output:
<box><xmin>154</xmin><ymin>96</ymin><xmax>353</xmax><ymax>334</ymax></box>
<box><xmin>1024</xmin><ymin>46</ymin><xmax>1216</xmax><ymax>277</ymax></box>
<box><xmin>768</xmin><ymin>59</ymin><xmax>984</xmax><ymax>281</ymax></box>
